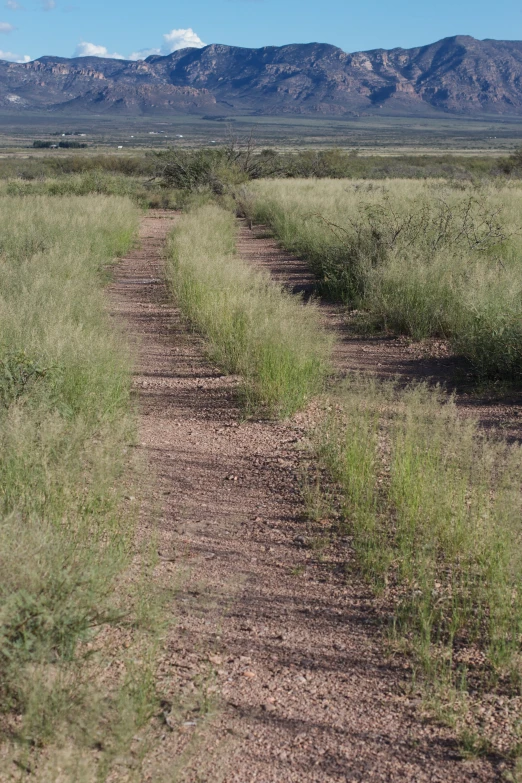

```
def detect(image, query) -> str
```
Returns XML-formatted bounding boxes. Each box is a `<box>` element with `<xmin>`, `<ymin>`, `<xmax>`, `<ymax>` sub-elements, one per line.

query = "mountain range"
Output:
<box><xmin>1</xmin><ymin>35</ymin><xmax>522</xmax><ymax>118</ymax></box>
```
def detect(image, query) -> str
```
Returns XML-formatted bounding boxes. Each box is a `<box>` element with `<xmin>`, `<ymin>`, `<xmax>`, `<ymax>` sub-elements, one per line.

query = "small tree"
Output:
<box><xmin>156</xmin><ymin>128</ymin><xmax>280</xmax><ymax>193</ymax></box>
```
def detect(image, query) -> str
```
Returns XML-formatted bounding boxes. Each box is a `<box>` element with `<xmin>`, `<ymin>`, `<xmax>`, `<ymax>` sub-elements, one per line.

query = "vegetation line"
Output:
<box><xmin>166</xmin><ymin>203</ymin><xmax>333</xmax><ymax>418</ymax></box>
<box><xmin>0</xmin><ymin>195</ymin><xmax>161</xmax><ymax>775</ymax></box>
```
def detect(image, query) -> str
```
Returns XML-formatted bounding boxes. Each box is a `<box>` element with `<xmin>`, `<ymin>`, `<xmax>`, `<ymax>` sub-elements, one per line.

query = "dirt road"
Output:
<box><xmin>109</xmin><ymin>212</ymin><xmax>500</xmax><ymax>782</ymax></box>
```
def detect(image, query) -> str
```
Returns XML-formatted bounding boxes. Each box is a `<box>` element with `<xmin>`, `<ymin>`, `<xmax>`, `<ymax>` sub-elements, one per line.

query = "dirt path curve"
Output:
<box><xmin>109</xmin><ymin>211</ymin><xmax>499</xmax><ymax>782</ymax></box>
<box><xmin>237</xmin><ymin>223</ymin><xmax>522</xmax><ymax>442</ymax></box>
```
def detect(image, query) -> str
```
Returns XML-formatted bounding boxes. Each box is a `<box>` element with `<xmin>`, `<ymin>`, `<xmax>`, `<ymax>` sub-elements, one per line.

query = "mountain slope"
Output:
<box><xmin>1</xmin><ymin>36</ymin><xmax>522</xmax><ymax>117</ymax></box>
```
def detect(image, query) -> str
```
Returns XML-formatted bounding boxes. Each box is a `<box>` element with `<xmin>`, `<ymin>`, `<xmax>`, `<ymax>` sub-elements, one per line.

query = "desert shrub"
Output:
<box><xmin>157</xmin><ymin>148</ymin><xmax>243</xmax><ymax>193</ymax></box>
<box><xmin>497</xmin><ymin>145</ymin><xmax>522</xmax><ymax>176</ymax></box>
<box><xmin>156</xmin><ymin>147</ymin><xmax>272</xmax><ymax>195</ymax></box>
<box><xmin>58</xmin><ymin>140</ymin><xmax>87</xmax><ymax>149</ymax></box>
<box><xmin>156</xmin><ymin>135</ymin><xmax>285</xmax><ymax>195</ymax></box>
<box><xmin>166</xmin><ymin>204</ymin><xmax>332</xmax><ymax>416</ymax></box>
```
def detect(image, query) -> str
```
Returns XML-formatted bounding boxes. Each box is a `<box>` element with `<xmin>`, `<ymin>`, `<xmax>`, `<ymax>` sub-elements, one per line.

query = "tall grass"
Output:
<box><xmin>166</xmin><ymin>204</ymin><xmax>332</xmax><ymax>417</ymax></box>
<box><xmin>0</xmin><ymin>153</ymin><xmax>157</xmax><ymax>180</ymax></box>
<box><xmin>0</xmin><ymin>196</ymin><xmax>140</xmax><ymax>756</ymax></box>
<box><xmin>246</xmin><ymin>178</ymin><xmax>522</xmax><ymax>378</ymax></box>
<box><xmin>316</xmin><ymin>378</ymin><xmax>522</xmax><ymax>693</ymax></box>
<box><xmin>0</xmin><ymin>172</ymin><xmax>181</xmax><ymax>209</ymax></box>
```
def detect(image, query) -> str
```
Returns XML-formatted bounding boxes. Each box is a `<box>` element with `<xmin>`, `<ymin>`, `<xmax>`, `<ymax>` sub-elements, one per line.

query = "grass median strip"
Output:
<box><xmin>166</xmin><ymin>204</ymin><xmax>333</xmax><ymax>418</ymax></box>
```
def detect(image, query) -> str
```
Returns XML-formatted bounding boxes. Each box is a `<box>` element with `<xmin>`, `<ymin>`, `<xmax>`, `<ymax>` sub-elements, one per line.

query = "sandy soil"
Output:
<box><xmin>236</xmin><ymin>223</ymin><xmax>522</xmax><ymax>443</ymax></box>
<box><xmin>104</xmin><ymin>211</ymin><xmax>507</xmax><ymax>782</ymax></box>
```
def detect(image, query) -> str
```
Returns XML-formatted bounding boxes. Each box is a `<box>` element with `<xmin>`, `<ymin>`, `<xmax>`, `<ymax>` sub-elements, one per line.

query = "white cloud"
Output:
<box><xmin>74</xmin><ymin>27</ymin><xmax>206</xmax><ymax>63</ymax></box>
<box><xmin>5</xmin><ymin>1</ymin><xmax>23</xmax><ymax>9</ymax></box>
<box><xmin>162</xmin><ymin>28</ymin><xmax>205</xmax><ymax>53</ymax></box>
<box><xmin>42</xmin><ymin>0</ymin><xmax>56</xmax><ymax>9</ymax></box>
<box><xmin>0</xmin><ymin>21</ymin><xmax>14</xmax><ymax>32</ymax></box>
<box><xmin>0</xmin><ymin>48</ymin><xmax>29</xmax><ymax>61</ymax></box>
<box><xmin>129</xmin><ymin>27</ymin><xmax>206</xmax><ymax>61</ymax></box>
<box><xmin>74</xmin><ymin>41</ymin><xmax>124</xmax><ymax>59</ymax></box>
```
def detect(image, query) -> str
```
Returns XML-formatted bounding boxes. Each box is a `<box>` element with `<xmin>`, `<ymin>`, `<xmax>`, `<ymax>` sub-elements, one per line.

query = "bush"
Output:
<box><xmin>58</xmin><ymin>141</ymin><xmax>88</xmax><ymax>149</ymax></box>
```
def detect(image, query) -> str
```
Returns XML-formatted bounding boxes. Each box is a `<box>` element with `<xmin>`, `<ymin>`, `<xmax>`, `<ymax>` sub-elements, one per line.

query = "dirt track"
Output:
<box><xmin>109</xmin><ymin>211</ymin><xmax>501</xmax><ymax>782</ymax></box>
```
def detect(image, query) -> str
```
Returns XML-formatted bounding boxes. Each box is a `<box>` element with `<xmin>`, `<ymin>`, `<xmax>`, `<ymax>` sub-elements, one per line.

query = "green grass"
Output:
<box><xmin>245</xmin><ymin>178</ymin><xmax>522</xmax><ymax>378</ymax></box>
<box><xmin>0</xmin><ymin>195</ymin><xmax>162</xmax><ymax>773</ymax></box>
<box><xmin>0</xmin><ymin>171</ymin><xmax>181</xmax><ymax>209</ymax></box>
<box><xmin>166</xmin><ymin>204</ymin><xmax>333</xmax><ymax>417</ymax></box>
<box><xmin>312</xmin><ymin>376</ymin><xmax>522</xmax><ymax>747</ymax></box>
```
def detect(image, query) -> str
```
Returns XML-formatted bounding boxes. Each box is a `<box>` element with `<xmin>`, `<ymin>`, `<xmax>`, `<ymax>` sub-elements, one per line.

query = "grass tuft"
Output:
<box><xmin>313</xmin><ymin>376</ymin><xmax>522</xmax><ymax>735</ymax></box>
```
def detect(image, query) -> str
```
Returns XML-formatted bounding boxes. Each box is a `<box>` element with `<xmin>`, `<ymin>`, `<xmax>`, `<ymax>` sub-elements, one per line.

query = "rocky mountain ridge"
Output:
<box><xmin>1</xmin><ymin>35</ymin><xmax>522</xmax><ymax>116</ymax></box>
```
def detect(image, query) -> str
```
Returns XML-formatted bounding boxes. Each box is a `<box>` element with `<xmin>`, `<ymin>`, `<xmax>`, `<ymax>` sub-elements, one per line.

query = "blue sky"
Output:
<box><xmin>0</xmin><ymin>0</ymin><xmax>519</xmax><ymax>64</ymax></box>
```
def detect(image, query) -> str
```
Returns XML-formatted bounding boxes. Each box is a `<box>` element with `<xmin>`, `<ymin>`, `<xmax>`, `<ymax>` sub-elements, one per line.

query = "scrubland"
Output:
<box><xmin>245</xmin><ymin>178</ymin><xmax>522</xmax><ymax>378</ymax></box>
<box><xmin>0</xmin><ymin>195</ymin><xmax>160</xmax><ymax>777</ymax></box>
<box><xmin>0</xmin><ymin>147</ymin><xmax>510</xmax><ymax>212</ymax></box>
